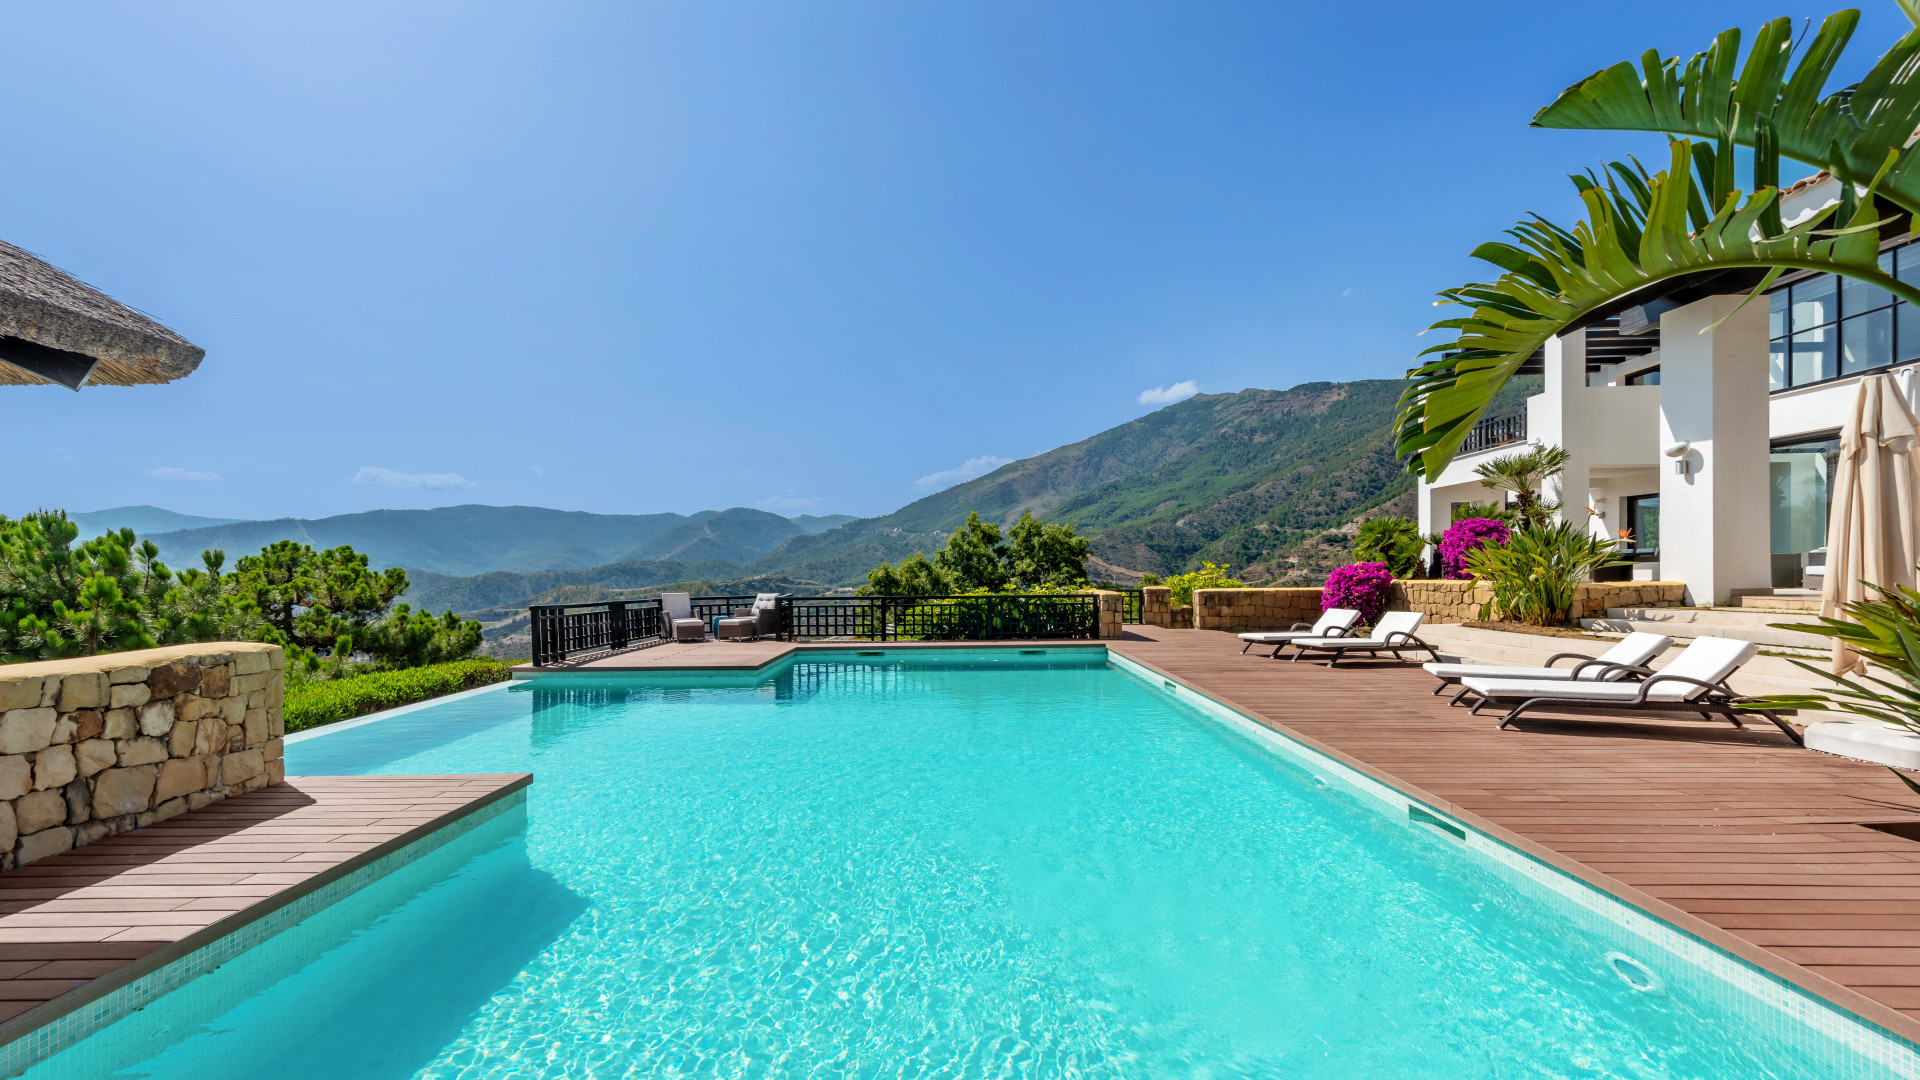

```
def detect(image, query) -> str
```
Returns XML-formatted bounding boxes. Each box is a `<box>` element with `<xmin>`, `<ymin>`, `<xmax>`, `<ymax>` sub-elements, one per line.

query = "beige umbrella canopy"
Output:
<box><xmin>1822</xmin><ymin>373</ymin><xmax>1920</xmax><ymax>674</ymax></box>
<box><xmin>0</xmin><ymin>240</ymin><xmax>204</xmax><ymax>390</ymax></box>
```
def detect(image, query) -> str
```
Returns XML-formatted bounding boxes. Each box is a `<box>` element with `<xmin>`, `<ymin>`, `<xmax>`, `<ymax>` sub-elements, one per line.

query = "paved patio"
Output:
<box><xmin>1110</xmin><ymin>626</ymin><xmax>1920</xmax><ymax>1042</ymax></box>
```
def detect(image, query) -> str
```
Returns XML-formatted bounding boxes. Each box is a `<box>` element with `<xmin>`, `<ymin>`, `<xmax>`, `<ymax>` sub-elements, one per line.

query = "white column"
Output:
<box><xmin>1542</xmin><ymin>331</ymin><xmax>1590</xmax><ymax>524</ymax></box>
<box><xmin>1657</xmin><ymin>295</ymin><xmax>1772</xmax><ymax>605</ymax></box>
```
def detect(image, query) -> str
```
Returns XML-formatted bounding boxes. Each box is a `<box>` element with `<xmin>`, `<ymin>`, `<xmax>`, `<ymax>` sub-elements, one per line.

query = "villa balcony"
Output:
<box><xmin>1459</xmin><ymin>406</ymin><xmax>1527</xmax><ymax>455</ymax></box>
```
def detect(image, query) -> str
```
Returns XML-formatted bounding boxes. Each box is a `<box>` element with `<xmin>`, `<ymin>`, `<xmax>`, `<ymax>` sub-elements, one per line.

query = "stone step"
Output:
<box><xmin>1578</xmin><ymin>615</ymin><xmax>1831</xmax><ymax>651</ymax></box>
<box><xmin>1419</xmin><ymin>623</ymin><xmax>1834</xmax><ymax>699</ymax></box>
<box><xmin>1605</xmin><ymin>606</ymin><xmax>1825</xmax><ymax>628</ymax></box>
<box><xmin>1735</xmin><ymin>591</ymin><xmax>1823</xmax><ymax>611</ymax></box>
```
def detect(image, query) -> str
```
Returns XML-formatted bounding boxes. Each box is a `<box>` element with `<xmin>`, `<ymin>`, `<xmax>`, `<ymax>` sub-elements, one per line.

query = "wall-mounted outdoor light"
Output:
<box><xmin>1664</xmin><ymin>441</ymin><xmax>1692</xmax><ymax>476</ymax></box>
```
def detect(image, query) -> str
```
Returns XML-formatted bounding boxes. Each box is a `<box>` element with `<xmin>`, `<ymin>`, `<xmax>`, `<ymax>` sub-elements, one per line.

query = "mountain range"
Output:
<box><xmin>53</xmin><ymin>375</ymin><xmax>1540</xmax><ymax>620</ymax></box>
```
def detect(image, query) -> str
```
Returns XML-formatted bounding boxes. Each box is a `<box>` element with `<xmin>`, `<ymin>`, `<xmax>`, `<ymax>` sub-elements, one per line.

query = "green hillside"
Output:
<box><xmin>745</xmin><ymin>376</ymin><xmax>1540</xmax><ymax>586</ymax></box>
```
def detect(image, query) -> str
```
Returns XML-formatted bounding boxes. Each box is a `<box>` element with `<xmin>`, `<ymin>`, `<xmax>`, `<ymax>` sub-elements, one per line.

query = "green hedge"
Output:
<box><xmin>285</xmin><ymin>659</ymin><xmax>512</xmax><ymax>733</ymax></box>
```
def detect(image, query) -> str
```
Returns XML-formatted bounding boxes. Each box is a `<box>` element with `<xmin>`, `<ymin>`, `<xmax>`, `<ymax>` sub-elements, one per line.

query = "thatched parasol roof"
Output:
<box><xmin>0</xmin><ymin>240</ymin><xmax>204</xmax><ymax>390</ymax></box>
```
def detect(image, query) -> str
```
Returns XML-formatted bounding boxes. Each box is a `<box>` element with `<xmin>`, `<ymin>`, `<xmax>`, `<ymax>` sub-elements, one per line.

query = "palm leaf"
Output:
<box><xmin>1395</xmin><ymin>138</ymin><xmax>1920</xmax><ymax>479</ymax></box>
<box><xmin>1532</xmin><ymin>12</ymin><xmax>1920</xmax><ymax>219</ymax></box>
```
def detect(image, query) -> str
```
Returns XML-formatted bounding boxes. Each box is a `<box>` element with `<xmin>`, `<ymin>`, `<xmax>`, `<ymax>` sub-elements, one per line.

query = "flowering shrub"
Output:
<box><xmin>1322</xmin><ymin>561</ymin><xmax>1395</xmax><ymax>624</ymax></box>
<box><xmin>1439</xmin><ymin>517</ymin><xmax>1510</xmax><ymax>579</ymax></box>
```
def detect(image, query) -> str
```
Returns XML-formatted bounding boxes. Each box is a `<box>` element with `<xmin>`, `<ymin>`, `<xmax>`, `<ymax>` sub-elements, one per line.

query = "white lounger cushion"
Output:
<box><xmin>1236</xmin><ymin>608</ymin><xmax>1360</xmax><ymax>643</ymax></box>
<box><xmin>1292</xmin><ymin>610</ymin><xmax>1425</xmax><ymax>649</ymax></box>
<box><xmin>1422</xmin><ymin>632</ymin><xmax>1673</xmax><ymax>683</ymax></box>
<box><xmin>1461</xmin><ymin>637</ymin><xmax>1757</xmax><ymax>703</ymax></box>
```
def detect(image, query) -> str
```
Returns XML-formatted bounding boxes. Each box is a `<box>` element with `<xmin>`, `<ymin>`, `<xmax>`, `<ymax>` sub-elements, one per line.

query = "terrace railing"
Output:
<box><xmin>529</xmin><ymin>593</ymin><xmax>1101</xmax><ymax>665</ymax></box>
<box><xmin>1459</xmin><ymin>406</ymin><xmax>1527</xmax><ymax>455</ymax></box>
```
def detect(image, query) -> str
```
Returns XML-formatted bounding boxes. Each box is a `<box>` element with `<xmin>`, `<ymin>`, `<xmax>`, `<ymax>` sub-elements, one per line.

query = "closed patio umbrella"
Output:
<box><xmin>1822</xmin><ymin>373</ymin><xmax>1920</xmax><ymax>674</ymax></box>
<box><xmin>0</xmin><ymin>239</ymin><xmax>204</xmax><ymax>390</ymax></box>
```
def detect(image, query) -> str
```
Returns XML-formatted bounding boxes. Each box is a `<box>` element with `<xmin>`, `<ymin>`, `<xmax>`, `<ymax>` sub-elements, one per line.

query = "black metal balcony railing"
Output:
<box><xmin>529</xmin><ymin>593</ymin><xmax>1103</xmax><ymax>666</ymax></box>
<box><xmin>1460</xmin><ymin>406</ymin><xmax>1527</xmax><ymax>455</ymax></box>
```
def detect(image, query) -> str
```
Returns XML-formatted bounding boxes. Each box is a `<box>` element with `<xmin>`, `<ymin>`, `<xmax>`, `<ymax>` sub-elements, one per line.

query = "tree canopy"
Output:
<box><xmin>862</xmin><ymin>511</ymin><xmax>1091</xmax><ymax>595</ymax></box>
<box><xmin>0</xmin><ymin>511</ymin><xmax>481</xmax><ymax>671</ymax></box>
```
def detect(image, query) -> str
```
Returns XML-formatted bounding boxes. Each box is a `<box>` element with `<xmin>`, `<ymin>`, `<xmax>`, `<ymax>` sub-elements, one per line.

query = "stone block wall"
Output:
<box><xmin>1141</xmin><ymin>586</ymin><xmax>1172</xmax><ymax>628</ymax></box>
<box><xmin>1387</xmin><ymin>580</ymin><xmax>1688</xmax><ymax>623</ymax></box>
<box><xmin>1090</xmin><ymin>590</ymin><xmax>1124</xmax><ymax>639</ymax></box>
<box><xmin>0</xmin><ymin>643</ymin><xmax>285</xmax><ymax>868</ymax></box>
<box><xmin>1192</xmin><ymin>588</ymin><xmax>1327</xmax><ymax>631</ymax></box>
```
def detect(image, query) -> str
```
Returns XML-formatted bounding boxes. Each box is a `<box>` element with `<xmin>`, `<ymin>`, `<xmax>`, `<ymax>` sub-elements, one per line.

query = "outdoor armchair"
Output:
<box><xmin>659</xmin><ymin>592</ymin><xmax>707</xmax><ymax>642</ymax></box>
<box><xmin>1282</xmin><ymin>610</ymin><xmax>1440</xmax><ymax>667</ymax></box>
<box><xmin>1237</xmin><ymin>608</ymin><xmax>1362</xmax><ymax>657</ymax></box>
<box><xmin>1456</xmin><ymin>636</ymin><xmax>1800</xmax><ymax>744</ymax></box>
<box><xmin>1422</xmin><ymin>632</ymin><xmax>1674</xmax><ymax>700</ymax></box>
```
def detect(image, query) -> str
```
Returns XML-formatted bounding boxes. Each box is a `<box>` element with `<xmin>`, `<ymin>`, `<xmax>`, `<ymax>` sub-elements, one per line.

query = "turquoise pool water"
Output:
<box><xmin>23</xmin><ymin>649</ymin><xmax>1918</xmax><ymax>1078</ymax></box>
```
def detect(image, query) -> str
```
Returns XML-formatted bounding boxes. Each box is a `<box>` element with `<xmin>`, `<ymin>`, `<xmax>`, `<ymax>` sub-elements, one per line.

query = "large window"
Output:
<box><xmin>1769</xmin><ymin>434</ymin><xmax>1840</xmax><ymax>587</ymax></box>
<box><xmin>1622</xmin><ymin>494</ymin><xmax>1659</xmax><ymax>556</ymax></box>
<box><xmin>1769</xmin><ymin>244</ymin><xmax>1918</xmax><ymax>391</ymax></box>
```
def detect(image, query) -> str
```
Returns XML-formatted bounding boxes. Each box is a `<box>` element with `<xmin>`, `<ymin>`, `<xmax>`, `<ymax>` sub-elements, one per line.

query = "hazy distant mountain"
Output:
<box><xmin>406</xmin><ymin>559</ymin><xmax>749</xmax><ymax>613</ymax></box>
<box><xmin>69</xmin><ymin>506</ymin><xmax>244</xmax><ymax>537</ymax></box>
<box><xmin>625</xmin><ymin>508</ymin><xmax>803</xmax><ymax>564</ymax></box>
<box><xmin>791</xmin><ymin>514</ymin><xmax>857</xmax><ymax>534</ymax></box>
<box><xmin>137</xmin><ymin>503</ymin><xmax>864</xmax><ymax>579</ymax></box>
<box><xmin>147</xmin><ymin>505</ymin><xmax>715</xmax><ymax>577</ymax></box>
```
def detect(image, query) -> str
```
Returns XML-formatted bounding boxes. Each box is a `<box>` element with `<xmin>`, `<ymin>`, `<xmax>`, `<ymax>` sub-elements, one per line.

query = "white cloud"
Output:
<box><xmin>1137</xmin><ymin>380</ymin><xmax>1200</xmax><ymax>406</ymax></box>
<box><xmin>914</xmin><ymin>455</ymin><xmax>1013</xmax><ymax>492</ymax></box>
<box><xmin>758</xmin><ymin>493</ymin><xmax>822</xmax><ymax>514</ymax></box>
<box><xmin>148</xmin><ymin>466</ymin><xmax>221</xmax><ymax>482</ymax></box>
<box><xmin>351</xmin><ymin>466</ymin><xmax>477</xmax><ymax>491</ymax></box>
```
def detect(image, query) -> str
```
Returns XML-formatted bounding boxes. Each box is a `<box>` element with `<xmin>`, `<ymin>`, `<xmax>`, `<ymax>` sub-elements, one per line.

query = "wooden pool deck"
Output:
<box><xmin>0</xmin><ymin>773</ymin><xmax>528</xmax><ymax>1039</ymax></box>
<box><xmin>1109</xmin><ymin>626</ymin><xmax>1920</xmax><ymax>1041</ymax></box>
<box><xmin>512</xmin><ymin>638</ymin><xmax>1105</xmax><ymax>674</ymax></box>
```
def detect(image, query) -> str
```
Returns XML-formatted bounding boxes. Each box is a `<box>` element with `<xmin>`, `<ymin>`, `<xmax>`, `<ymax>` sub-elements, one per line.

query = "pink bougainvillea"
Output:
<box><xmin>1439</xmin><ymin>517</ymin><xmax>1510</xmax><ymax>579</ymax></box>
<box><xmin>1322</xmin><ymin>561</ymin><xmax>1395</xmax><ymax>624</ymax></box>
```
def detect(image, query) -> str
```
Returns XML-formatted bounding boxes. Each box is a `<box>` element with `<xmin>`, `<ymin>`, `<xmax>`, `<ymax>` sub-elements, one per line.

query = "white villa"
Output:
<box><xmin>1418</xmin><ymin>175</ymin><xmax>1920</xmax><ymax>606</ymax></box>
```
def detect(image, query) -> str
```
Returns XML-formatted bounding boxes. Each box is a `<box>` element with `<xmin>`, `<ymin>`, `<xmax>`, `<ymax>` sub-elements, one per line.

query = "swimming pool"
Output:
<box><xmin>22</xmin><ymin>648</ymin><xmax>1920</xmax><ymax>1077</ymax></box>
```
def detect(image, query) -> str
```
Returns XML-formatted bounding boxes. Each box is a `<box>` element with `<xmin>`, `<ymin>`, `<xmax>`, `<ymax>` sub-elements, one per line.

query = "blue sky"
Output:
<box><xmin>2</xmin><ymin>1</ymin><xmax>1894</xmax><ymax>522</ymax></box>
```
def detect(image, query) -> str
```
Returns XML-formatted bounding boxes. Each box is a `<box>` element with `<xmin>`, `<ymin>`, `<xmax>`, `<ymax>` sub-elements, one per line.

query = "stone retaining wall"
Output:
<box><xmin>1387</xmin><ymin>580</ymin><xmax>1687</xmax><ymax>623</ymax></box>
<box><xmin>1192</xmin><ymin>588</ymin><xmax>1327</xmax><ymax>631</ymax></box>
<box><xmin>0</xmin><ymin>643</ymin><xmax>284</xmax><ymax>868</ymax></box>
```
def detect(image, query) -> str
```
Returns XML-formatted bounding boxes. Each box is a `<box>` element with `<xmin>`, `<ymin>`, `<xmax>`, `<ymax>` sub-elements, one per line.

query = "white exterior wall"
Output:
<box><xmin>1656</xmin><ymin>295</ymin><xmax>1773</xmax><ymax>605</ymax></box>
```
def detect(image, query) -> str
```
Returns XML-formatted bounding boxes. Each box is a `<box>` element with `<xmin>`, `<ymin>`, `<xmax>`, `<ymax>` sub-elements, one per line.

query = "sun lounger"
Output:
<box><xmin>1237</xmin><ymin>608</ymin><xmax>1362</xmax><ymax>656</ymax></box>
<box><xmin>1457</xmin><ymin>636</ymin><xmax>1801</xmax><ymax>744</ymax></box>
<box><xmin>1422</xmin><ymin>631</ymin><xmax>1673</xmax><ymax>699</ymax></box>
<box><xmin>659</xmin><ymin>592</ymin><xmax>707</xmax><ymax>642</ymax></box>
<box><xmin>1283</xmin><ymin>610</ymin><xmax>1439</xmax><ymax>667</ymax></box>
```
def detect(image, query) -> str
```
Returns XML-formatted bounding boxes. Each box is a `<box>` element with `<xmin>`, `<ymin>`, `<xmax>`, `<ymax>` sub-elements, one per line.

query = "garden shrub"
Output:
<box><xmin>285</xmin><ymin>658</ymin><xmax>511</xmax><ymax>733</ymax></box>
<box><xmin>1322</xmin><ymin>562</ymin><xmax>1395</xmax><ymax>624</ymax></box>
<box><xmin>1463</xmin><ymin>522</ymin><xmax>1627</xmax><ymax>625</ymax></box>
<box><xmin>1163</xmin><ymin>562</ymin><xmax>1244</xmax><ymax>606</ymax></box>
<box><xmin>1439</xmin><ymin>517</ymin><xmax>1510</xmax><ymax>579</ymax></box>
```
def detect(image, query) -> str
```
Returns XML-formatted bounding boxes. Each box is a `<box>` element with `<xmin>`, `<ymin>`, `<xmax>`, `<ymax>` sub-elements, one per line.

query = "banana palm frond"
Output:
<box><xmin>1532</xmin><ymin>11</ymin><xmax>1920</xmax><ymax>217</ymax></box>
<box><xmin>1395</xmin><ymin>138</ymin><xmax>1920</xmax><ymax>480</ymax></box>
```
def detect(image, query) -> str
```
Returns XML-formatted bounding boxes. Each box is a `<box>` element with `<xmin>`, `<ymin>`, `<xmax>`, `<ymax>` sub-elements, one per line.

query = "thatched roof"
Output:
<box><xmin>0</xmin><ymin>240</ymin><xmax>204</xmax><ymax>389</ymax></box>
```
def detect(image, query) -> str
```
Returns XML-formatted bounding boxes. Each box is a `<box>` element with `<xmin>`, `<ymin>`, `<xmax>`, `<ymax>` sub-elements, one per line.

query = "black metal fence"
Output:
<box><xmin>530</xmin><ymin>593</ymin><xmax>1103</xmax><ymax>665</ymax></box>
<box><xmin>1111</xmin><ymin>588</ymin><xmax>1143</xmax><ymax>623</ymax></box>
<box><xmin>1460</xmin><ymin>406</ymin><xmax>1527</xmax><ymax>455</ymax></box>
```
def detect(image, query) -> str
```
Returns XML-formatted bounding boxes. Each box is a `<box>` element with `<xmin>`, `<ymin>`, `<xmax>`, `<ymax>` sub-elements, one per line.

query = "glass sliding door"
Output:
<box><xmin>1769</xmin><ymin>434</ymin><xmax>1840</xmax><ymax>588</ymax></box>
